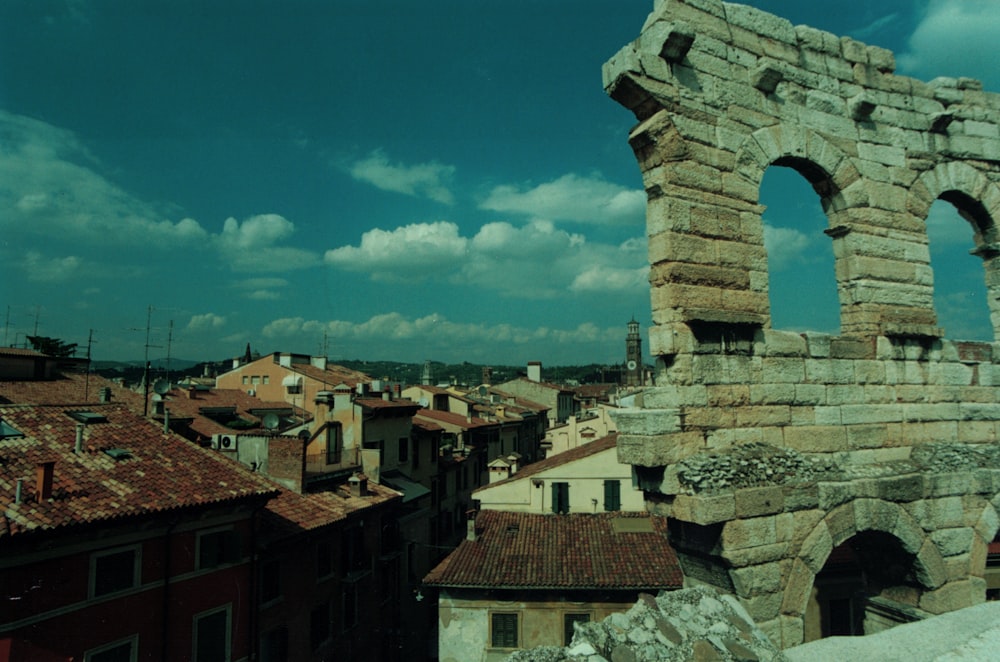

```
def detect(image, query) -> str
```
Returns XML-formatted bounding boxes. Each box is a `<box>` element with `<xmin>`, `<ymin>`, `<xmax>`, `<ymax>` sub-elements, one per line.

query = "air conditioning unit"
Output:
<box><xmin>211</xmin><ymin>434</ymin><xmax>238</xmax><ymax>451</ymax></box>
<box><xmin>247</xmin><ymin>389</ymin><xmax>256</xmax><ymax>397</ymax></box>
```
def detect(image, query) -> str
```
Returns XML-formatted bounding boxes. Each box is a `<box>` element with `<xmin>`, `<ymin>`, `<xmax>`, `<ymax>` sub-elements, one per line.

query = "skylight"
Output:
<box><xmin>67</xmin><ymin>411</ymin><xmax>108</xmax><ymax>424</ymax></box>
<box><xmin>0</xmin><ymin>420</ymin><xmax>24</xmax><ymax>439</ymax></box>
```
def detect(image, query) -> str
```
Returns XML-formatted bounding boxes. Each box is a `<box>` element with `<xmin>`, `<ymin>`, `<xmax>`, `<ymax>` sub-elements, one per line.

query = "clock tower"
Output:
<box><xmin>624</xmin><ymin>317</ymin><xmax>643</xmax><ymax>387</ymax></box>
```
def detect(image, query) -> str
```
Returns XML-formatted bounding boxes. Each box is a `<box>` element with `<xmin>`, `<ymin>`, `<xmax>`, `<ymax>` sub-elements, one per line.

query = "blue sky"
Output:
<box><xmin>2</xmin><ymin>0</ymin><xmax>999</xmax><ymax>365</ymax></box>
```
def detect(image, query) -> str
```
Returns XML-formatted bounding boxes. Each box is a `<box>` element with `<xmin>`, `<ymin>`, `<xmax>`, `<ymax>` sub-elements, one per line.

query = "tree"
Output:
<box><xmin>27</xmin><ymin>336</ymin><xmax>78</xmax><ymax>358</ymax></box>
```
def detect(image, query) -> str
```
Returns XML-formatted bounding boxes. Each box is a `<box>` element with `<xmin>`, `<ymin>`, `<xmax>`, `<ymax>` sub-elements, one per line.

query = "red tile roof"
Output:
<box><xmin>354</xmin><ymin>397</ymin><xmax>421</xmax><ymax>413</ymax></box>
<box><xmin>0</xmin><ymin>348</ymin><xmax>48</xmax><ymax>358</ymax></box>
<box><xmin>415</xmin><ymin>408</ymin><xmax>497</xmax><ymax>430</ymax></box>
<box><xmin>262</xmin><ymin>481</ymin><xmax>401</xmax><ymax>540</ymax></box>
<box><xmin>423</xmin><ymin>510</ymin><xmax>682</xmax><ymax>590</ymax></box>
<box><xmin>154</xmin><ymin>387</ymin><xmax>306</xmax><ymax>438</ymax></box>
<box><xmin>289</xmin><ymin>363</ymin><xmax>371</xmax><ymax>388</ymax></box>
<box><xmin>0</xmin><ymin>403</ymin><xmax>277</xmax><ymax>538</ymax></box>
<box><xmin>0</xmin><ymin>373</ymin><xmax>143</xmax><ymax>409</ymax></box>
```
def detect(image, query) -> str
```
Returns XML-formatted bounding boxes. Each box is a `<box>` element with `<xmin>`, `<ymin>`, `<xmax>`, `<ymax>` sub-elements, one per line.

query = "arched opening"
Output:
<box><xmin>804</xmin><ymin>531</ymin><xmax>920</xmax><ymax>642</ymax></box>
<box><xmin>926</xmin><ymin>194</ymin><xmax>994</xmax><ymax>341</ymax></box>
<box><xmin>760</xmin><ymin>161</ymin><xmax>840</xmax><ymax>334</ymax></box>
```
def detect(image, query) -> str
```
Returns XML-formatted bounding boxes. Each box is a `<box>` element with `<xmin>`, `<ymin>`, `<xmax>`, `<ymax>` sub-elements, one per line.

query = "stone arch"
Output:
<box><xmin>733</xmin><ymin>125</ymin><xmax>860</xmax><ymax>212</ymax></box>
<box><xmin>733</xmin><ymin>126</ymin><xmax>861</xmax><ymax>332</ymax></box>
<box><xmin>910</xmin><ymin>162</ymin><xmax>1000</xmax><ymax>340</ymax></box>
<box><xmin>782</xmin><ymin>499</ymin><xmax>944</xmax><ymax>642</ymax></box>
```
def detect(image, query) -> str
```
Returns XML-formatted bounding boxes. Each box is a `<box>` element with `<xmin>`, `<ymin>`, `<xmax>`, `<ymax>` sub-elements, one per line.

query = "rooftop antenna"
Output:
<box><xmin>32</xmin><ymin>305</ymin><xmax>40</xmax><ymax>336</ymax></box>
<box><xmin>84</xmin><ymin>329</ymin><xmax>97</xmax><ymax>401</ymax></box>
<box><xmin>127</xmin><ymin>305</ymin><xmax>162</xmax><ymax>417</ymax></box>
<box><xmin>3</xmin><ymin>306</ymin><xmax>9</xmax><ymax>347</ymax></box>
<box><xmin>164</xmin><ymin>319</ymin><xmax>174</xmax><ymax>385</ymax></box>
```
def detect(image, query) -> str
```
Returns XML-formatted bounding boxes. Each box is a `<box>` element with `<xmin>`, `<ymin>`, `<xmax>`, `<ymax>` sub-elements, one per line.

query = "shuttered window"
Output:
<box><xmin>491</xmin><ymin>612</ymin><xmax>518</xmax><ymax>648</ymax></box>
<box><xmin>603</xmin><ymin>480</ymin><xmax>621</xmax><ymax>512</ymax></box>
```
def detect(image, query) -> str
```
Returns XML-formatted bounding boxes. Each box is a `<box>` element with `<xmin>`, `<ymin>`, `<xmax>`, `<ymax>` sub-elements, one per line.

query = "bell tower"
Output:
<box><xmin>624</xmin><ymin>317</ymin><xmax>643</xmax><ymax>387</ymax></box>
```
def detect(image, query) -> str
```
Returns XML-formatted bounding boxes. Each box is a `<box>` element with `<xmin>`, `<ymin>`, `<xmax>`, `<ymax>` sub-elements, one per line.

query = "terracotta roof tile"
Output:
<box><xmin>0</xmin><ymin>403</ymin><xmax>277</xmax><ymax>538</ymax></box>
<box><xmin>0</xmin><ymin>373</ymin><xmax>144</xmax><ymax>409</ymax></box>
<box><xmin>415</xmin><ymin>408</ymin><xmax>498</xmax><ymax>430</ymax></box>
<box><xmin>423</xmin><ymin>510</ymin><xmax>682</xmax><ymax>590</ymax></box>
<box><xmin>262</xmin><ymin>481</ymin><xmax>401</xmax><ymax>540</ymax></box>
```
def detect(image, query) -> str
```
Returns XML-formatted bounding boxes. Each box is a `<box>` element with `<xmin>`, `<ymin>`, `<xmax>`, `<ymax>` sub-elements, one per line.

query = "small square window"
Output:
<box><xmin>262</xmin><ymin>375</ymin><xmax>270</xmax><ymax>385</ymax></box>
<box><xmin>564</xmin><ymin>613</ymin><xmax>591</xmax><ymax>645</ymax></box>
<box><xmin>91</xmin><ymin>545</ymin><xmax>139</xmax><ymax>598</ymax></box>
<box><xmin>198</xmin><ymin>528</ymin><xmax>241</xmax><ymax>570</ymax></box>
<box><xmin>193</xmin><ymin>605</ymin><xmax>230</xmax><ymax>662</ymax></box>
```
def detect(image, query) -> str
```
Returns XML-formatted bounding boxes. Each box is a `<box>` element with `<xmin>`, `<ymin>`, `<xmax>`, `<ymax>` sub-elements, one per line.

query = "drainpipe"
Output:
<box><xmin>161</xmin><ymin>519</ymin><xmax>178</xmax><ymax>662</ymax></box>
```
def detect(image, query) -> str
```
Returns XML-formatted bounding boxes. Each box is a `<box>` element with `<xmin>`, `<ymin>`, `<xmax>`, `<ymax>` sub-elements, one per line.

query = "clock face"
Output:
<box><xmin>627</xmin><ymin>360</ymin><xmax>637</xmax><ymax>371</ymax></box>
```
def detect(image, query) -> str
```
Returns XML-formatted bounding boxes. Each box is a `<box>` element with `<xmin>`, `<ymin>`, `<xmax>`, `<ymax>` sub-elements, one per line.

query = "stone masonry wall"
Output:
<box><xmin>604</xmin><ymin>0</ymin><xmax>1000</xmax><ymax>648</ymax></box>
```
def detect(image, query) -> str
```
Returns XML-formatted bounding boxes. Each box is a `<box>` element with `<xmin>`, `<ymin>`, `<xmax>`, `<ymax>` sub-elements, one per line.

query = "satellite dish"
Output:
<box><xmin>152</xmin><ymin>393</ymin><xmax>163</xmax><ymax>402</ymax></box>
<box><xmin>262</xmin><ymin>413</ymin><xmax>280</xmax><ymax>430</ymax></box>
<box><xmin>153</xmin><ymin>379</ymin><xmax>170</xmax><ymax>395</ymax></box>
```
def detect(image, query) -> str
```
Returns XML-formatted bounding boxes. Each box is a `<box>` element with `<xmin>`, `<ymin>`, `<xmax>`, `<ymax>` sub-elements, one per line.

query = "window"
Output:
<box><xmin>398</xmin><ymin>437</ymin><xmax>409</xmax><ymax>463</ymax></box>
<box><xmin>193</xmin><ymin>605</ymin><xmax>230</xmax><ymax>662</ymax></box>
<box><xmin>491</xmin><ymin>612</ymin><xmax>518</xmax><ymax>649</ymax></box>
<box><xmin>260</xmin><ymin>627</ymin><xmax>287</xmax><ymax>662</ymax></box>
<box><xmin>326</xmin><ymin>424</ymin><xmax>342</xmax><ymax>464</ymax></box>
<box><xmin>551</xmin><ymin>482</ymin><xmax>569</xmax><ymax>514</ymax></box>
<box><xmin>317</xmin><ymin>541</ymin><xmax>334</xmax><ymax>580</ymax></box>
<box><xmin>84</xmin><ymin>636</ymin><xmax>137</xmax><ymax>662</ymax></box>
<box><xmin>412</xmin><ymin>437</ymin><xmax>420</xmax><ymax>469</ymax></box>
<box><xmin>198</xmin><ymin>528</ymin><xmax>241</xmax><ymax>570</ymax></box>
<box><xmin>251</xmin><ymin>375</ymin><xmax>261</xmax><ymax>385</ymax></box>
<box><xmin>430</xmin><ymin>438</ymin><xmax>437</xmax><ymax>463</ymax></box>
<box><xmin>262</xmin><ymin>375</ymin><xmax>270</xmax><ymax>385</ymax></box>
<box><xmin>343</xmin><ymin>583</ymin><xmax>359</xmax><ymax>630</ymax></box>
<box><xmin>242</xmin><ymin>376</ymin><xmax>248</xmax><ymax>385</ymax></box>
<box><xmin>564</xmin><ymin>613</ymin><xmax>590</xmax><ymax>645</ymax></box>
<box><xmin>310</xmin><ymin>601</ymin><xmax>332</xmax><ymax>650</ymax></box>
<box><xmin>604</xmin><ymin>480</ymin><xmax>621</xmax><ymax>512</ymax></box>
<box><xmin>90</xmin><ymin>545</ymin><xmax>140</xmax><ymax>598</ymax></box>
<box><xmin>342</xmin><ymin>526</ymin><xmax>367</xmax><ymax>576</ymax></box>
<box><xmin>260</xmin><ymin>559</ymin><xmax>281</xmax><ymax>605</ymax></box>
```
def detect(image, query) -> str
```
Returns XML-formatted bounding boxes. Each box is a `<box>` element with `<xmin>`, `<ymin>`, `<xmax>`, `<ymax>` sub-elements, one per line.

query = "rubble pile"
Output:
<box><xmin>506</xmin><ymin>586</ymin><xmax>787</xmax><ymax>662</ymax></box>
<box><xmin>676</xmin><ymin>443</ymin><xmax>836</xmax><ymax>493</ymax></box>
<box><xmin>911</xmin><ymin>442</ymin><xmax>1000</xmax><ymax>473</ymax></box>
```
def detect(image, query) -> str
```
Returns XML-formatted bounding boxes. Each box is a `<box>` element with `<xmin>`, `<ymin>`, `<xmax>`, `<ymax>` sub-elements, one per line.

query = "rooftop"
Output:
<box><xmin>475</xmin><ymin>433</ymin><xmax>618</xmax><ymax>492</ymax></box>
<box><xmin>0</xmin><ymin>403</ymin><xmax>278</xmax><ymax>538</ymax></box>
<box><xmin>423</xmin><ymin>510</ymin><xmax>682</xmax><ymax>590</ymax></box>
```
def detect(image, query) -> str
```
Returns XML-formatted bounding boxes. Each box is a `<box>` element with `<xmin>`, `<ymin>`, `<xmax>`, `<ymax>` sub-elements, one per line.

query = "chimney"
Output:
<box><xmin>349</xmin><ymin>473</ymin><xmax>369</xmax><ymax>497</ymax></box>
<box><xmin>311</xmin><ymin>356</ymin><xmax>328</xmax><ymax>371</ymax></box>
<box><xmin>527</xmin><ymin>361</ymin><xmax>542</xmax><ymax>382</ymax></box>
<box><xmin>99</xmin><ymin>387</ymin><xmax>112</xmax><ymax>403</ymax></box>
<box><xmin>466</xmin><ymin>510</ymin><xmax>478</xmax><ymax>542</ymax></box>
<box><xmin>36</xmin><ymin>461</ymin><xmax>55</xmax><ymax>501</ymax></box>
<box><xmin>232</xmin><ymin>357</ymin><xmax>241</xmax><ymax>370</ymax></box>
<box><xmin>75</xmin><ymin>423</ymin><xmax>84</xmax><ymax>454</ymax></box>
<box><xmin>185</xmin><ymin>387</ymin><xmax>196</xmax><ymax>399</ymax></box>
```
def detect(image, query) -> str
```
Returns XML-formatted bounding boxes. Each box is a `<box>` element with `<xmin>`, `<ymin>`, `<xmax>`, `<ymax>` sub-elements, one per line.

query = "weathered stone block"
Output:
<box><xmin>730</xmin><ymin>561</ymin><xmax>783</xmax><ymax>597</ymax></box>
<box><xmin>735</xmin><ymin>486</ymin><xmax>785</xmax><ymax>518</ymax></box>
<box><xmin>723</xmin><ymin>516</ymin><xmax>778</xmax><ymax>549</ymax></box>
<box><xmin>672</xmin><ymin>493</ymin><xmax>737</xmax><ymax>525</ymax></box>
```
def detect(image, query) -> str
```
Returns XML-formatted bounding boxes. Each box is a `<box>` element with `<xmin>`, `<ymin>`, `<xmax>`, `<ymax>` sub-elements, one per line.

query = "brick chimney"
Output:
<box><xmin>466</xmin><ymin>510</ymin><xmax>478</xmax><ymax>541</ymax></box>
<box><xmin>36</xmin><ymin>461</ymin><xmax>55</xmax><ymax>501</ymax></box>
<box><xmin>527</xmin><ymin>361</ymin><xmax>542</xmax><ymax>382</ymax></box>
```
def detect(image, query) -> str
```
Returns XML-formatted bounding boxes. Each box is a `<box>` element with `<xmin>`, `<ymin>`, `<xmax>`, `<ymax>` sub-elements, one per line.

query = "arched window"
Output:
<box><xmin>926</xmin><ymin>196</ymin><xmax>993</xmax><ymax>341</ymax></box>
<box><xmin>760</xmin><ymin>164</ymin><xmax>840</xmax><ymax>334</ymax></box>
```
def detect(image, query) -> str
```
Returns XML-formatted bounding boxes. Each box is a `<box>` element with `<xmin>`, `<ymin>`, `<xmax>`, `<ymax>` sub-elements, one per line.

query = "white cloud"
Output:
<box><xmin>570</xmin><ymin>265</ymin><xmax>649</xmax><ymax>293</ymax></box>
<box><xmin>324</xmin><ymin>221</ymin><xmax>468</xmax><ymax>280</ymax></box>
<box><xmin>262</xmin><ymin>312</ymin><xmax>621</xmax><ymax>351</ymax></box>
<box><xmin>19</xmin><ymin>251</ymin><xmax>83</xmax><ymax>282</ymax></box>
<box><xmin>763</xmin><ymin>223</ymin><xmax>814</xmax><ymax>271</ymax></box>
<box><xmin>187</xmin><ymin>313</ymin><xmax>227</xmax><ymax>331</ymax></box>
<box><xmin>897</xmin><ymin>0</ymin><xmax>1000</xmax><ymax>89</ymax></box>
<box><xmin>0</xmin><ymin>111</ymin><xmax>210</xmax><ymax>247</ymax></box>
<box><xmin>215</xmin><ymin>214</ymin><xmax>320</xmax><ymax>272</ymax></box>
<box><xmin>325</xmin><ymin>218</ymin><xmax>648</xmax><ymax>298</ymax></box>
<box><xmin>480</xmin><ymin>173</ymin><xmax>645</xmax><ymax>225</ymax></box>
<box><xmin>348</xmin><ymin>149</ymin><xmax>455</xmax><ymax>204</ymax></box>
